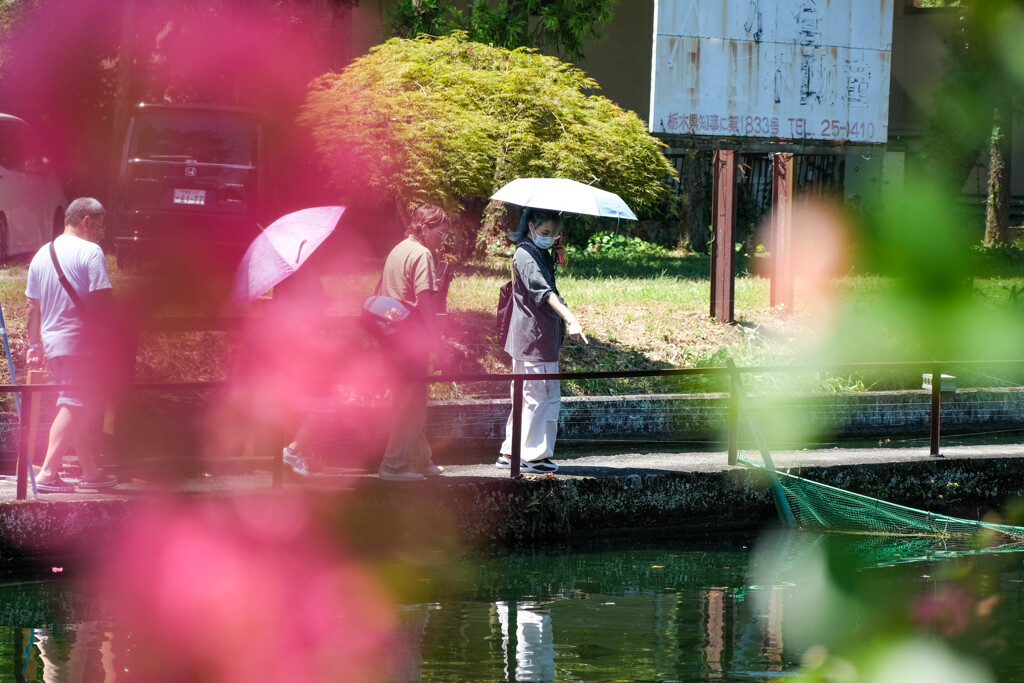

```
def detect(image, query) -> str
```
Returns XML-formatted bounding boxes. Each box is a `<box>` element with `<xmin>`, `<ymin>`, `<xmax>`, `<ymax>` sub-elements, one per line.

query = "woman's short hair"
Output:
<box><xmin>508</xmin><ymin>208</ymin><xmax>561</xmax><ymax>243</ymax></box>
<box><xmin>407</xmin><ymin>204</ymin><xmax>450</xmax><ymax>241</ymax></box>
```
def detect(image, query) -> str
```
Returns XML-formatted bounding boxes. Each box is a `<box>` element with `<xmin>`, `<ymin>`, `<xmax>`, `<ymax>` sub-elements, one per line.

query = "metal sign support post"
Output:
<box><xmin>770</xmin><ymin>153</ymin><xmax>794</xmax><ymax>313</ymax></box>
<box><xmin>710</xmin><ymin>150</ymin><xmax>736</xmax><ymax>323</ymax></box>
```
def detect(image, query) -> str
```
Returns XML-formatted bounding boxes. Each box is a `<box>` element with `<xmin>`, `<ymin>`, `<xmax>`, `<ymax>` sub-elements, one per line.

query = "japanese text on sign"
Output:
<box><xmin>663</xmin><ymin>113</ymin><xmax>877</xmax><ymax>140</ymax></box>
<box><xmin>650</xmin><ymin>0</ymin><xmax>894</xmax><ymax>145</ymax></box>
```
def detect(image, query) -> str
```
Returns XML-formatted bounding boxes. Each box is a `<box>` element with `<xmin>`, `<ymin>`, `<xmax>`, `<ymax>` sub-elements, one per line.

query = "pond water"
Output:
<box><xmin>2</xmin><ymin>529</ymin><xmax>1024</xmax><ymax>682</ymax></box>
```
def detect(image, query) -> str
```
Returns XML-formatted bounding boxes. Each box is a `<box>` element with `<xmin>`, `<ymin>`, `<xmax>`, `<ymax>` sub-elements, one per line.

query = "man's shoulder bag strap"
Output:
<box><xmin>48</xmin><ymin>241</ymin><xmax>86</xmax><ymax>311</ymax></box>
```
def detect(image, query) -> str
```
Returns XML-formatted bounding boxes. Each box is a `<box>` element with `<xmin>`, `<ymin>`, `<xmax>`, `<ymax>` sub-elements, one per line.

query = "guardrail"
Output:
<box><xmin>7</xmin><ymin>358</ymin><xmax>1024</xmax><ymax>499</ymax></box>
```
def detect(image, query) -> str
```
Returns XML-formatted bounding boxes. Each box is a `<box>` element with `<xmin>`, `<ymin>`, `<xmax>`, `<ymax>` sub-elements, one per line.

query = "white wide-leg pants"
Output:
<box><xmin>500</xmin><ymin>359</ymin><xmax>561</xmax><ymax>462</ymax></box>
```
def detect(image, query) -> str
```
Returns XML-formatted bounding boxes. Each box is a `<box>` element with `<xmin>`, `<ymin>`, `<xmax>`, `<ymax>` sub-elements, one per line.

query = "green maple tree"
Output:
<box><xmin>299</xmin><ymin>32</ymin><xmax>675</xmax><ymax>252</ymax></box>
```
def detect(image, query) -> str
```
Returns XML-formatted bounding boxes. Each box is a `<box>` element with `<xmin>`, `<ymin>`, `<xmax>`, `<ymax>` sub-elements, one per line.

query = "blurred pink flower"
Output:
<box><xmin>93</xmin><ymin>497</ymin><xmax>397</xmax><ymax>682</ymax></box>
<box><xmin>912</xmin><ymin>587</ymin><xmax>973</xmax><ymax>638</ymax></box>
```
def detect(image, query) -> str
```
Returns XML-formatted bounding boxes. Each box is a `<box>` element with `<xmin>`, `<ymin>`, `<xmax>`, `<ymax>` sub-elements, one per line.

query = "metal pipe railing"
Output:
<box><xmin>5</xmin><ymin>360</ymin><xmax>1024</xmax><ymax>497</ymax></box>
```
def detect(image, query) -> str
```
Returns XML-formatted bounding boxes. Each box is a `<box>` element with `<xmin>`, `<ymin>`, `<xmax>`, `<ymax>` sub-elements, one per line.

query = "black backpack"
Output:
<box><xmin>496</xmin><ymin>278</ymin><xmax>514</xmax><ymax>347</ymax></box>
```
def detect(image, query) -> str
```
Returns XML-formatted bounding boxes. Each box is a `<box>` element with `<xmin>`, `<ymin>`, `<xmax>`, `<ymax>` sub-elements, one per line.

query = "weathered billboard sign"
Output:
<box><xmin>650</xmin><ymin>0</ymin><xmax>894</xmax><ymax>146</ymax></box>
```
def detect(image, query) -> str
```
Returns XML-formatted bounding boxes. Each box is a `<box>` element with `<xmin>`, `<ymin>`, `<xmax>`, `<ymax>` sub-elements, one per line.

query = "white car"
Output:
<box><xmin>0</xmin><ymin>113</ymin><xmax>67</xmax><ymax>262</ymax></box>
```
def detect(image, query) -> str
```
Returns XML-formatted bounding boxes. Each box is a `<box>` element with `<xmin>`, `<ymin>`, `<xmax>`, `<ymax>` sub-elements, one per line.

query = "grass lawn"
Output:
<box><xmin>0</xmin><ymin>249</ymin><xmax>1021</xmax><ymax>401</ymax></box>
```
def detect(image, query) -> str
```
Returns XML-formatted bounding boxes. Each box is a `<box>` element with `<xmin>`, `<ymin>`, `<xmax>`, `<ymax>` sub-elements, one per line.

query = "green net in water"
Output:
<box><xmin>741</xmin><ymin>459</ymin><xmax>1024</xmax><ymax>540</ymax></box>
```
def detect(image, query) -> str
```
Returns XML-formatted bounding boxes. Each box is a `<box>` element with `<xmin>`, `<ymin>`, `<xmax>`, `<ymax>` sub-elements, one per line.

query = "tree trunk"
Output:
<box><xmin>984</xmin><ymin>103</ymin><xmax>1012</xmax><ymax>246</ymax></box>
<box><xmin>678</xmin><ymin>148</ymin><xmax>709</xmax><ymax>253</ymax></box>
<box><xmin>476</xmin><ymin>200</ymin><xmax>519</xmax><ymax>259</ymax></box>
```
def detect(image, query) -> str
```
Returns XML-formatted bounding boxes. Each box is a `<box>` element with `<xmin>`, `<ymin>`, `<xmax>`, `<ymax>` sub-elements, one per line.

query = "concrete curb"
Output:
<box><xmin>4</xmin><ymin>451</ymin><xmax>1024</xmax><ymax>564</ymax></box>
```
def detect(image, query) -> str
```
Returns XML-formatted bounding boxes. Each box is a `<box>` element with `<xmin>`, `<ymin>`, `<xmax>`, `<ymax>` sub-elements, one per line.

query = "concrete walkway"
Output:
<box><xmin>4</xmin><ymin>441</ymin><xmax>1024</xmax><ymax>500</ymax></box>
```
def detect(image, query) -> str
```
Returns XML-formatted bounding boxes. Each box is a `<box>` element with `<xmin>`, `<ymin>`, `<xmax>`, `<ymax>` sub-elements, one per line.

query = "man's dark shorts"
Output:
<box><xmin>49</xmin><ymin>355</ymin><xmax>101</xmax><ymax>409</ymax></box>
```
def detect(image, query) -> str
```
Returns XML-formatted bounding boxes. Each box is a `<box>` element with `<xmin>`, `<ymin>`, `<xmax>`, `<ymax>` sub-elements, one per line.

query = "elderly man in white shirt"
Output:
<box><xmin>26</xmin><ymin>197</ymin><xmax>118</xmax><ymax>493</ymax></box>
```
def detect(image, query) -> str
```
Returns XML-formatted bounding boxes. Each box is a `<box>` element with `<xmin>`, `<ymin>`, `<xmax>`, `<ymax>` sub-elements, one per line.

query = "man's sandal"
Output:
<box><xmin>37</xmin><ymin>476</ymin><xmax>76</xmax><ymax>493</ymax></box>
<box><xmin>78</xmin><ymin>473</ymin><xmax>118</xmax><ymax>490</ymax></box>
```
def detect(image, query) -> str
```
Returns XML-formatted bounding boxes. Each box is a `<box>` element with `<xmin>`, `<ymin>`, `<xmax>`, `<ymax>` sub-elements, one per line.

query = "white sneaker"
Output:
<box><xmin>421</xmin><ymin>465</ymin><xmax>445</xmax><ymax>477</ymax></box>
<box><xmin>496</xmin><ymin>456</ymin><xmax>558</xmax><ymax>473</ymax></box>
<box><xmin>379</xmin><ymin>470</ymin><xmax>425</xmax><ymax>482</ymax></box>
<box><xmin>283</xmin><ymin>447</ymin><xmax>310</xmax><ymax>477</ymax></box>
<box><xmin>521</xmin><ymin>459</ymin><xmax>558</xmax><ymax>474</ymax></box>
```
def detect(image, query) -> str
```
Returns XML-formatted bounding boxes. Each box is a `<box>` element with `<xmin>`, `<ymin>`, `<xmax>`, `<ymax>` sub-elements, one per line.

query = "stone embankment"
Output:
<box><xmin>4</xmin><ymin>444</ymin><xmax>1024</xmax><ymax>565</ymax></box>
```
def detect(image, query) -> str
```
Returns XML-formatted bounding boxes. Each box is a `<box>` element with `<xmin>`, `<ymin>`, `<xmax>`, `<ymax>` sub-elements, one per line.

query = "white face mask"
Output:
<box><xmin>533</xmin><ymin>234</ymin><xmax>555</xmax><ymax>249</ymax></box>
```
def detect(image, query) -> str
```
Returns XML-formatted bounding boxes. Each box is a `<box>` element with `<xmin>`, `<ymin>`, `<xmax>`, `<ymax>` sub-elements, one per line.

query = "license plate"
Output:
<box><xmin>173</xmin><ymin>189</ymin><xmax>206</xmax><ymax>205</ymax></box>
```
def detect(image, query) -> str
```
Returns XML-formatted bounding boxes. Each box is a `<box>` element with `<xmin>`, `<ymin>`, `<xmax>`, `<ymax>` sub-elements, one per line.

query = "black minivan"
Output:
<box><xmin>113</xmin><ymin>103</ymin><xmax>277</xmax><ymax>267</ymax></box>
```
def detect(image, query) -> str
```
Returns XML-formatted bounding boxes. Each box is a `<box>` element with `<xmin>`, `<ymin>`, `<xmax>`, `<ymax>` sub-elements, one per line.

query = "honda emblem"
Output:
<box><xmin>185</xmin><ymin>166</ymin><xmax>197</xmax><ymax>177</ymax></box>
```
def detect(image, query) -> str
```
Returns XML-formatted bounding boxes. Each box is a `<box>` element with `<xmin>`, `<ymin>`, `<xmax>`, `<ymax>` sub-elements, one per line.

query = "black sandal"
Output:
<box><xmin>37</xmin><ymin>476</ymin><xmax>76</xmax><ymax>493</ymax></box>
<box><xmin>78</xmin><ymin>473</ymin><xmax>118</xmax><ymax>490</ymax></box>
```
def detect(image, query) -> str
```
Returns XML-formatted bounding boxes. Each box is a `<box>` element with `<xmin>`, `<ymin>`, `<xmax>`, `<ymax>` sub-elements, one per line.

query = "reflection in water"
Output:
<box><xmin>763</xmin><ymin>589</ymin><xmax>785</xmax><ymax>671</ymax></box>
<box><xmin>11</xmin><ymin>622</ymin><xmax>121</xmax><ymax>683</ymax></box>
<box><xmin>6</xmin><ymin>530</ymin><xmax>1024</xmax><ymax>681</ymax></box>
<box><xmin>703</xmin><ymin>588</ymin><xmax>725</xmax><ymax>678</ymax></box>
<box><xmin>496</xmin><ymin>601</ymin><xmax>556</xmax><ymax>682</ymax></box>
<box><xmin>394</xmin><ymin>535</ymin><xmax>795</xmax><ymax>681</ymax></box>
<box><xmin>385</xmin><ymin>604</ymin><xmax>432</xmax><ymax>683</ymax></box>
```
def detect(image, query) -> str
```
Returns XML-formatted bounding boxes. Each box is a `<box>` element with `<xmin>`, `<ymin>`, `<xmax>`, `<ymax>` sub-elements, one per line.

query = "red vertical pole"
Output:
<box><xmin>510</xmin><ymin>376</ymin><xmax>524</xmax><ymax>478</ymax></box>
<box><xmin>728</xmin><ymin>371</ymin><xmax>739</xmax><ymax>465</ymax></box>
<box><xmin>770</xmin><ymin>153</ymin><xmax>794</xmax><ymax>313</ymax></box>
<box><xmin>930</xmin><ymin>367</ymin><xmax>943</xmax><ymax>457</ymax></box>
<box><xmin>16</xmin><ymin>387</ymin><xmax>32</xmax><ymax>500</ymax></box>
<box><xmin>710</xmin><ymin>150</ymin><xmax>736</xmax><ymax>323</ymax></box>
